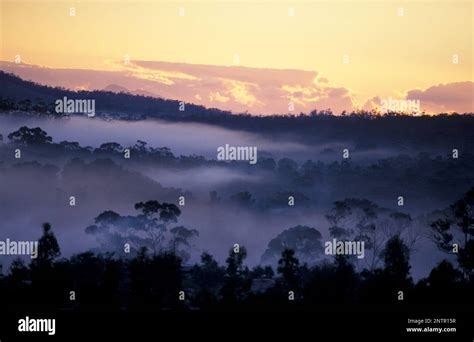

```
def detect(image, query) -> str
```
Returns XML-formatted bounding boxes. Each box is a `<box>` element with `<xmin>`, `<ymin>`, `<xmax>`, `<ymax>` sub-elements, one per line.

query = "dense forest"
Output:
<box><xmin>1</xmin><ymin>183</ymin><xmax>473</xmax><ymax>312</ymax></box>
<box><xmin>1</xmin><ymin>70</ymin><xmax>474</xmax><ymax>155</ymax></box>
<box><xmin>1</xmin><ymin>70</ymin><xmax>474</xmax><ymax>317</ymax></box>
<box><xmin>0</xmin><ymin>126</ymin><xmax>473</xmax><ymax>311</ymax></box>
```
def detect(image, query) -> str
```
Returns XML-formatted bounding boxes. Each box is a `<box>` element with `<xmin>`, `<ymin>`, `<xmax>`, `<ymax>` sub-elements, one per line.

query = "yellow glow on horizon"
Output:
<box><xmin>0</xmin><ymin>0</ymin><xmax>472</xmax><ymax>106</ymax></box>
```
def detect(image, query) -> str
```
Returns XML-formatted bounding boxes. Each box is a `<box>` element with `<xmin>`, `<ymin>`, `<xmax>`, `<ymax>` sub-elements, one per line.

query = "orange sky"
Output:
<box><xmin>0</xmin><ymin>0</ymin><xmax>473</xmax><ymax>114</ymax></box>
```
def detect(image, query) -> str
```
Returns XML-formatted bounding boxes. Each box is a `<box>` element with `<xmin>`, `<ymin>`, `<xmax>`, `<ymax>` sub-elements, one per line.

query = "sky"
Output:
<box><xmin>0</xmin><ymin>0</ymin><xmax>473</xmax><ymax>114</ymax></box>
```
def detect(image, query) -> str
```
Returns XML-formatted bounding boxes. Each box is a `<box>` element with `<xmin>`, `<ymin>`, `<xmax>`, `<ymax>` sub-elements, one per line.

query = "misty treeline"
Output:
<box><xmin>0</xmin><ymin>71</ymin><xmax>229</xmax><ymax>118</ymax></box>
<box><xmin>1</xmin><ymin>70</ymin><xmax>474</xmax><ymax>155</ymax></box>
<box><xmin>1</xmin><ymin>125</ymin><xmax>473</xmax><ymax>212</ymax></box>
<box><xmin>0</xmin><ymin>126</ymin><xmax>473</xmax><ymax>309</ymax></box>
<box><xmin>1</xmin><ymin>187</ymin><xmax>473</xmax><ymax>310</ymax></box>
<box><xmin>1</xmin><ymin>83</ymin><xmax>474</xmax><ymax>310</ymax></box>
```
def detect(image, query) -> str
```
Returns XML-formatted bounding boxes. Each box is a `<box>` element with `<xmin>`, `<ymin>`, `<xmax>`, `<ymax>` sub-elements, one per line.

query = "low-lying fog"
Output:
<box><xmin>0</xmin><ymin>115</ymin><xmax>465</xmax><ymax>280</ymax></box>
<box><xmin>0</xmin><ymin>115</ymin><xmax>417</xmax><ymax>162</ymax></box>
<box><xmin>0</xmin><ymin>115</ymin><xmax>313</xmax><ymax>159</ymax></box>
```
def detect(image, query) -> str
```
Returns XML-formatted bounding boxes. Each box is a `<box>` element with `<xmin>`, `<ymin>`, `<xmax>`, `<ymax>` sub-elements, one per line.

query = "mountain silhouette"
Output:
<box><xmin>0</xmin><ymin>71</ymin><xmax>231</xmax><ymax>118</ymax></box>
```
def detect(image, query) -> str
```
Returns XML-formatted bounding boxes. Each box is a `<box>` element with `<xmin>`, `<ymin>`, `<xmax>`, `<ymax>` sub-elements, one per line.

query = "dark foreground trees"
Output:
<box><xmin>2</xmin><ymin>219</ymin><xmax>474</xmax><ymax>313</ymax></box>
<box><xmin>431</xmin><ymin>187</ymin><xmax>474</xmax><ymax>280</ymax></box>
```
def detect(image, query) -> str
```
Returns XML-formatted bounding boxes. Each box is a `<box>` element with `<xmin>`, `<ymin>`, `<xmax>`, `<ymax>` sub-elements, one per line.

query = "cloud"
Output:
<box><xmin>127</xmin><ymin>60</ymin><xmax>356</xmax><ymax>114</ymax></box>
<box><xmin>0</xmin><ymin>60</ymin><xmax>356</xmax><ymax>115</ymax></box>
<box><xmin>360</xmin><ymin>83</ymin><xmax>474</xmax><ymax>114</ymax></box>
<box><xmin>405</xmin><ymin>82</ymin><xmax>474</xmax><ymax>114</ymax></box>
<box><xmin>2</xmin><ymin>61</ymin><xmax>471</xmax><ymax>114</ymax></box>
<box><xmin>208</xmin><ymin>91</ymin><xmax>229</xmax><ymax>103</ymax></box>
<box><xmin>361</xmin><ymin>96</ymin><xmax>382</xmax><ymax>111</ymax></box>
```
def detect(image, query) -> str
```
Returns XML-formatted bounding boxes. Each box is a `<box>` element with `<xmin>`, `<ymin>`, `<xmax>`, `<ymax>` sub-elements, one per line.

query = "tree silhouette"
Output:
<box><xmin>191</xmin><ymin>252</ymin><xmax>225</xmax><ymax>308</ymax></box>
<box><xmin>229</xmin><ymin>191</ymin><xmax>255</xmax><ymax>208</ymax></box>
<box><xmin>129</xmin><ymin>247</ymin><xmax>182</xmax><ymax>308</ymax></box>
<box><xmin>7</xmin><ymin>126</ymin><xmax>52</xmax><ymax>146</ymax></box>
<box><xmin>5</xmin><ymin>259</ymin><xmax>31</xmax><ymax>304</ymax></box>
<box><xmin>135</xmin><ymin>200</ymin><xmax>181</xmax><ymax>223</ymax></box>
<box><xmin>277</xmin><ymin>249</ymin><xmax>300</xmax><ymax>292</ymax></box>
<box><xmin>327</xmin><ymin>199</ymin><xmax>418</xmax><ymax>270</ymax></box>
<box><xmin>86</xmin><ymin>201</ymin><xmax>185</xmax><ymax>254</ymax></box>
<box><xmin>169</xmin><ymin>226</ymin><xmax>199</xmax><ymax>263</ymax></box>
<box><xmin>458</xmin><ymin>240</ymin><xmax>474</xmax><ymax>279</ymax></box>
<box><xmin>431</xmin><ymin>187</ymin><xmax>474</xmax><ymax>279</ymax></box>
<box><xmin>382</xmin><ymin>235</ymin><xmax>413</xmax><ymax>290</ymax></box>
<box><xmin>220</xmin><ymin>246</ymin><xmax>250</xmax><ymax>305</ymax></box>
<box><xmin>261</xmin><ymin>225</ymin><xmax>323</xmax><ymax>265</ymax></box>
<box><xmin>35</xmin><ymin>222</ymin><xmax>61</xmax><ymax>264</ymax></box>
<box><xmin>427</xmin><ymin>260</ymin><xmax>463</xmax><ymax>303</ymax></box>
<box><xmin>8</xmin><ymin>258</ymin><xmax>29</xmax><ymax>284</ymax></box>
<box><xmin>30</xmin><ymin>223</ymin><xmax>61</xmax><ymax>304</ymax></box>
